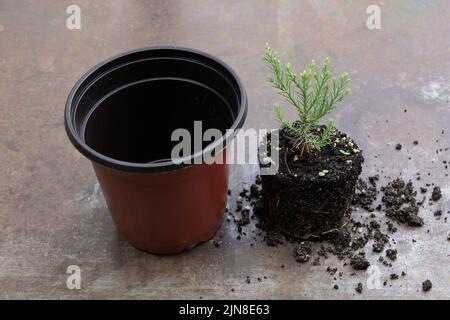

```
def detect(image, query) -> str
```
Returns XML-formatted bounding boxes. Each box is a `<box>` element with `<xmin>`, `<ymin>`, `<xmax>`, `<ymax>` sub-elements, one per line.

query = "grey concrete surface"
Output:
<box><xmin>0</xmin><ymin>0</ymin><xmax>449</xmax><ymax>299</ymax></box>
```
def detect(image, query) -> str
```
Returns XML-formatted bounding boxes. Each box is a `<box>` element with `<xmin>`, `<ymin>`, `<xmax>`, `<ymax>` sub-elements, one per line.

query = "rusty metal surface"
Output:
<box><xmin>0</xmin><ymin>0</ymin><xmax>449</xmax><ymax>299</ymax></box>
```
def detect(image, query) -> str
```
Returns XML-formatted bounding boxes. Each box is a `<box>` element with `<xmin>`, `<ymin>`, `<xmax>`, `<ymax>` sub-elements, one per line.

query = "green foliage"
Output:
<box><xmin>263</xmin><ymin>43</ymin><xmax>351</xmax><ymax>156</ymax></box>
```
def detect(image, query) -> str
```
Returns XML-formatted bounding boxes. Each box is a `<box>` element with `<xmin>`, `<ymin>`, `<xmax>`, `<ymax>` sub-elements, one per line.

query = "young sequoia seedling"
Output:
<box><xmin>264</xmin><ymin>44</ymin><xmax>351</xmax><ymax>157</ymax></box>
<box><xmin>259</xmin><ymin>44</ymin><xmax>363</xmax><ymax>239</ymax></box>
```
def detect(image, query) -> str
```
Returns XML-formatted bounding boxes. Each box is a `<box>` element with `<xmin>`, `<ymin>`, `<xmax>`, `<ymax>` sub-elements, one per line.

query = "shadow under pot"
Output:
<box><xmin>65</xmin><ymin>47</ymin><xmax>247</xmax><ymax>254</ymax></box>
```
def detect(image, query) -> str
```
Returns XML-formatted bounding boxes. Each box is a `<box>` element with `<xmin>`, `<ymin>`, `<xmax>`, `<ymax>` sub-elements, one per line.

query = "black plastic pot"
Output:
<box><xmin>65</xmin><ymin>47</ymin><xmax>247</xmax><ymax>253</ymax></box>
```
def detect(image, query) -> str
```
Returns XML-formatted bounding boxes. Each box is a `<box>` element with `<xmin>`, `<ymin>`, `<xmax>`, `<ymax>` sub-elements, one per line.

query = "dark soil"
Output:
<box><xmin>422</xmin><ymin>279</ymin><xmax>432</xmax><ymax>292</ymax></box>
<box><xmin>431</xmin><ymin>186</ymin><xmax>442</xmax><ymax>201</ymax></box>
<box><xmin>294</xmin><ymin>241</ymin><xmax>313</xmax><ymax>263</ymax></box>
<box><xmin>350</xmin><ymin>254</ymin><xmax>370</xmax><ymax>270</ymax></box>
<box><xmin>260</xmin><ymin>126</ymin><xmax>363</xmax><ymax>239</ymax></box>
<box><xmin>386</xmin><ymin>249</ymin><xmax>397</xmax><ymax>261</ymax></box>
<box><xmin>434</xmin><ymin>210</ymin><xmax>443</xmax><ymax>217</ymax></box>
<box><xmin>353</xmin><ymin>178</ymin><xmax>378</xmax><ymax>211</ymax></box>
<box><xmin>381</xmin><ymin>178</ymin><xmax>424</xmax><ymax>227</ymax></box>
<box><xmin>229</xmin><ymin>124</ymin><xmax>447</xmax><ymax>293</ymax></box>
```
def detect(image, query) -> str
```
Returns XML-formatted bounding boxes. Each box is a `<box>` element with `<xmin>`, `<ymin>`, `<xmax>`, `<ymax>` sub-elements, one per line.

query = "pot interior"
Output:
<box><xmin>83</xmin><ymin>79</ymin><xmax>233</xmax><ymax>163</ymax></box>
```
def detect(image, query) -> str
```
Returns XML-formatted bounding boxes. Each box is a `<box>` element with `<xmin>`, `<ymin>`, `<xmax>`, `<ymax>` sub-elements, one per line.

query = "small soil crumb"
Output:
<box><xmin>386</xmin><ymin>249</ymin><xmax>398</xmax><ymax>261</ymax></box>
<box><xmin>294</xmin><ymin>241</ymin><xmax>312</xmax><ymax>263</ymax></box>
<box><xmin>395</xmin><ymin>144</ymin><xmax>402</xmax><ymax>150</ymax></box>
<box><xmin>390</xmin><ymin>273</ymin><xmax>399</xmax><ymax>280</ymax></box>
<box><xmin>422</xmin><ymin>279</ymin><xmax>432</xmax><ymax>292</ymax></box>
<box><xmin>239</xmin><ymin>207</ymin><xmax>251</xmax><ymax>226</ymax></box>
<box><xmin>434</xmin><ymin>210</ymin><xmax>443</xmax><ymax>217</ymax></box>
<box><xmin>431</xmin><ymin>186</ymin><xmax>442</xmax><ymax>201</ymax></box>
<box><xmin>353</xmin><ymin>178</ymin><xmax>377</xmax><ymax>211</ymax></box>
<box><xmin>333</xmin><ymin>284</ymin><xmax>339</xmax><ymax>290</ymax></box>
<box><xmin>355</xmin><ymin>282</ymin><xmax>363</xmax><ymax>294</ymax></box>
<box><xmin>246</xmin><ymin>276</ymin><xmax>251</xmax><ymax>284</ymax></box>
<box><xmin>413</xmin><ymin>140</ymin><xmax>419</xmax><ymax>145</ymax></box>
<box><xmin>420</xmin><ymin>187</ymin><xmax>427</xmax><ymax>193</ymax></box>
<box><xmin>381</xmin><ymin>178</ymin><xmax>424</xmax><ymax>227</ymax></box>
<box><xmin>350</xmin><ymin>254</ymin><xmax>370</xmax><ymax>270</ymax></box>
<box><xmin>372</xmin><ymin>228</ymin><xmax>389</xmax><ymax>253</ymax></box>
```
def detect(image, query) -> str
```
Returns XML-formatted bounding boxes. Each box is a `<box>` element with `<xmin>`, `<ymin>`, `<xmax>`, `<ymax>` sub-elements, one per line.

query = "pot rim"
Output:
<box><xmin>65</xmin><ymin>46</ymin><xmax>248</xmax><ymax>173</ymax></box>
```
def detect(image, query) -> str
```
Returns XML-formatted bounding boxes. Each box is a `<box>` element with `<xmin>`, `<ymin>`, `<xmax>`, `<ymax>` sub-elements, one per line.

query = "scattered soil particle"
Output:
<box><xmin>353</xmin><ymin>178</ymin><xmax>377</xmax><ymax>211</ymax></box>
<box><xmin>420</xmin><ymin>187</ymin><xmax>428</xmax><ymax>193</ymax></box>
<box><xmin>431</xmin><ymin>186</ymin><xmax>442</xmax><ymax>201</ymax></box>
<box><xmin>246</xmin><ymin>276</ymin><xmax>251</xmax><ymax>284</ymax></box>
<box><xmin>434</xmin><ymin>210</ymin><xmax>443</xmax><ymax>217</ymax></box>
<box><xmin>294</xmin><ymin>241</ymin><xmax>312</xmax><ymax>263</ymax></box>
<box><xmin>422</xmin><ymin>279</ymin><xmax>432</xmax><ymax>292</ymax></box>
<box><xmin>333</xmin><ymin>284</ymin><xmax>339</xmax><ymax>290</ymax></box>
<box><xmin>390</xmin><ymin>273</ymin><xmax>399</xmax><ymax>280</ymax></box>
<box><xmin>381</xmin><ymin>178</ymin><xmax>424</xmax><ymax>227</ymax></box>
<box><xmin>327</xmin><ymin>229</ymin><xmax>352</xmax><ymax>257</ymax></box>
<box><xmin>355</xmin><ymin>282</ymin><xmax>363</xmax><ymax>294</ymax></box>
<box><xmin>395</xmin><ymin>144</ymin><xmax>402</xmax><ymax>150</ymax></box>
<box><xmin>326</xmin><ymin>267</ymin><xmax>338</xmax><ymax>276</ymax></box>
<box><xmin>372</xmin><ymin>228</ymin><xmax>390</xmax><ymax>253</ymax></box>
<box><xmin>386</xmin><ymin>249</ymin><xmax>397</xmax><ymax>261</ymax></box>
<box><xmin>239</xmin><ymin>207</ymin><xmax>251</xmax><ymax>226</ymax></box>
<box><xmin>413</xmin><ymin>140</ymin><xmax>419</xmax><ymax>145</ymax></box>
<box><xmin>350</xmin><ymin>254</ymin><xmax>370</xmax><ymax>270</ymax></box>
<box><xmin>386</xmin><ymin>221</ymin><xmax>397</xmax><ymax>233</ymax></box>
<box><xmin>401</xmin><ymin>271</ymin><xmax>407</xmax><ymax>277</ymax></box>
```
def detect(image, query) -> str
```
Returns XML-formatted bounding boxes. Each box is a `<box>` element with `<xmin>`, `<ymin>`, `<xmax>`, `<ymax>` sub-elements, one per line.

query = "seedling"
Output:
<box><xmin>263</xmin><ymin>43</ymin><xmax>351</xmax><ymax>156</ymax></box>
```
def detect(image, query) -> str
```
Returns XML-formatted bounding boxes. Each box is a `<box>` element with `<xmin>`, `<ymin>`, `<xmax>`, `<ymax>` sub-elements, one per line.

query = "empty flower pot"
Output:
<box><xmin>65</xmin><ymin>47</ymin><xmax>247</xmax><ymax>254</ymax></box>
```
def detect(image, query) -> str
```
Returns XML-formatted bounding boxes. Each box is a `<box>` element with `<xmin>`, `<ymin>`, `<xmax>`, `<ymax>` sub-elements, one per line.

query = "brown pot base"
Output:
<box><xmin>117</xmin><ymin>216</ymin><xmax>223</xmax><ymax>254</ymax></box>
<box><xmin>94</xmin><ymin>161</ymin><xmax>228</xmax><ymax>254</ymax></box>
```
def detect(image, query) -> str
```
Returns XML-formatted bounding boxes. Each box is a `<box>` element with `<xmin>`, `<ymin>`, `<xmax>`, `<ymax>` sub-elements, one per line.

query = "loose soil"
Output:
<box><xmin>221</xmin><ymin>125</ymin><xmax>447</xmax><ymax>294</ymax></box>
<box><xmin>260</xmin><ymin>126</ymin><xmax>364</xmax><ymax>239</ymax></box>
<box><xmin>422</xmin><ymin>279</ymin><xmax>432</xmax><ymax>292</ymax></box>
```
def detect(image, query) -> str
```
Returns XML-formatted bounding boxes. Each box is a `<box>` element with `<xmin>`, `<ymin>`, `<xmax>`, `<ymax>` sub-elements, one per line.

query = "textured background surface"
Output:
<box><xmin>0</xmin><ymin>0</ymin><xmax>449</xmax><ymax>299</ymax></box>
